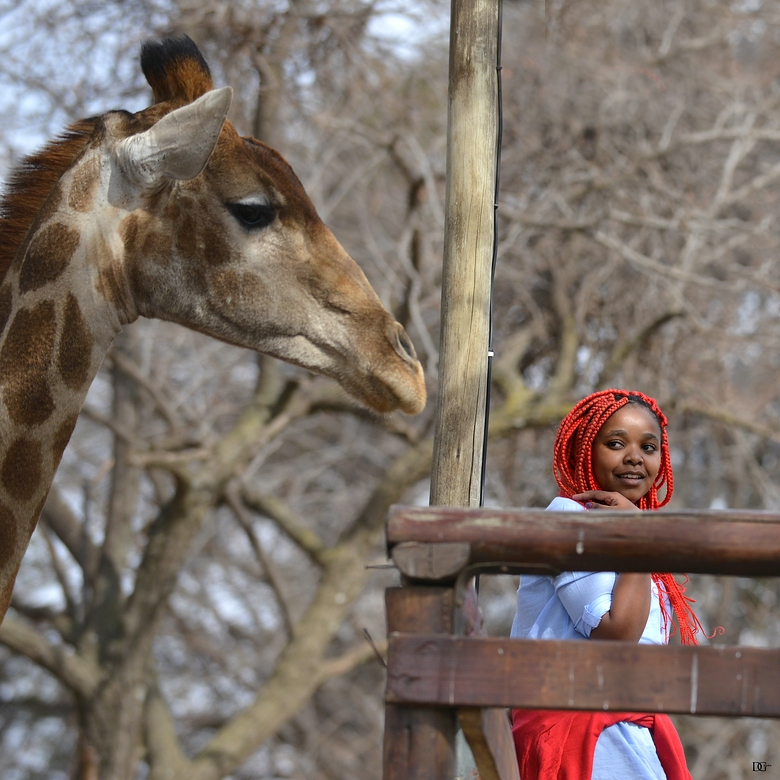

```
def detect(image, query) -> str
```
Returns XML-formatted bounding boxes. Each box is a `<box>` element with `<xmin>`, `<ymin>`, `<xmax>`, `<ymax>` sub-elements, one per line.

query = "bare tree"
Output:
<box><xmin>4</xmin><ymin>1</ymin><xmax>780</xmax><ymax>778</ymax></box>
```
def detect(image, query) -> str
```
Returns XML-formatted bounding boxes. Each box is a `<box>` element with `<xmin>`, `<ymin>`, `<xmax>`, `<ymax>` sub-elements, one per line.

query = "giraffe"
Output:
<box><xmin>0</xmin><ymin>35</ymin><xmax>426</xmax><ymax>624</ymax></box>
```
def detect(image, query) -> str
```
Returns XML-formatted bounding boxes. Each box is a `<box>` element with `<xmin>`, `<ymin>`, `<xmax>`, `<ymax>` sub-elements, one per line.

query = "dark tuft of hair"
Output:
<box><xmin>140</xmin><ymin>35</ymin><xmax>213</xmax><ymax>104</ymax></box>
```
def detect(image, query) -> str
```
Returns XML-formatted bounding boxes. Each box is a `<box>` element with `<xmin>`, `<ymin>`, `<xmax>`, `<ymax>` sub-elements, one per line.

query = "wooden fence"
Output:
<box><xmin>382</xmin><ymin>505</ymin><xmax>780</xmax><ymax>780</ymax></box>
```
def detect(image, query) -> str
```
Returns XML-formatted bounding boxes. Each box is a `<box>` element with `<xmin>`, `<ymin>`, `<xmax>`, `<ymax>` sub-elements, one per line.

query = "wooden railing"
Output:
<box><xmin>382</xmin><ymin>506</ymin><xmax>780</xmax><ymax>780</ymax></box>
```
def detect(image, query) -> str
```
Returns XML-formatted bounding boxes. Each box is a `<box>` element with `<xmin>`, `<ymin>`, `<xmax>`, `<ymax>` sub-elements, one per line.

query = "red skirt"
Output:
<box><xmin>511</xmin><ymin>709</ymin><xmax>692</xmax><ymax>780</ymax></box>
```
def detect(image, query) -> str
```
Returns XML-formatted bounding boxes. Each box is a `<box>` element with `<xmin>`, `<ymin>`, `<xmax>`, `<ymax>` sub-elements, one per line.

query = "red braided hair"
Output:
<box><xmin>553</xmin><ymin>389</ymin><xmax>706</xmax><ymax>645</ymax></box>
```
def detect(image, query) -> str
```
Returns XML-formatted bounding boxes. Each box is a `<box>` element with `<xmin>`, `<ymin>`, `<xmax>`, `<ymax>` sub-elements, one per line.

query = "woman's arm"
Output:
<box><xmin>589</xmin><ymin>573</ymin><xmax>651</xmax><ymax>641</ymax></box>
<box><xmin>573</xmin><ymin>489</ymin><xmax>651</xmax><ymax>641</ymax></box>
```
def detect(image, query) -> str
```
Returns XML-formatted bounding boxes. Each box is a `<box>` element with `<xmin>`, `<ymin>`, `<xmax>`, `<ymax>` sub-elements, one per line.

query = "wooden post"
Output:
<box><xmin>383</xmin><ymin>0</ymin><xmax>499</xmax><ymax>775</ymax></box>
<box><xmin>430</xmin><ymin>0</ymin><xmax>500</xmax><ymax>508</ymax></box>
<box><xmin>383</xmin><ymin>588</ymin><xmax>457</xmax><ymax>780</ymax></box>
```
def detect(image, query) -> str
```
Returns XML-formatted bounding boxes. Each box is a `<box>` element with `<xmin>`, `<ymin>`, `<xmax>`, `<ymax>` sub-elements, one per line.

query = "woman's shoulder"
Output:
<box><xmin>546</xmin><ymin>496</ymin><xmax>586</xmax><ymax>512</ymax></box>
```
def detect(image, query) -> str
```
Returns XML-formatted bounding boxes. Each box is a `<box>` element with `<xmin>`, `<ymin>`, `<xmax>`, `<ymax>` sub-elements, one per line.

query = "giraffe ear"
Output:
<box><xmin>115</xmin><ymin>86</ymin><xmax>233</xmax><ymax>190</ymax></box>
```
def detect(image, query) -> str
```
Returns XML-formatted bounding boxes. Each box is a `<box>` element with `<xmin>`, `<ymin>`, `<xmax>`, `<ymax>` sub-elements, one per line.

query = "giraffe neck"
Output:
<box><xmin>0</xmin><ymin>147</ymin><xmax>134</xmax><ymax>614</ymax></box>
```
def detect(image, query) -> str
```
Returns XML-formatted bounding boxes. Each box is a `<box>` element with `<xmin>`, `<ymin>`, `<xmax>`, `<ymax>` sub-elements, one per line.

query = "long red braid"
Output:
<box><xmin>553</xmin><ymin>389</ymin><xmax>706</xmax><ymax>645</ymax></box>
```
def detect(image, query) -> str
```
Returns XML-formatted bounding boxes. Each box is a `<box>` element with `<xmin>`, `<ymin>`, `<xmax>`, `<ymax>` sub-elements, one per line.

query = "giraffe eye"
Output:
<box><xmin>227</xmin><ymin>202</ymin><xmax>276</xmax><ymax>230</ymax></box>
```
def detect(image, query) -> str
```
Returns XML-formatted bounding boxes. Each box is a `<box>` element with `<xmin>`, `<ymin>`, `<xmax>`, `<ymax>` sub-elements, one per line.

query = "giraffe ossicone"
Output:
<box><xmin>0</xmin><ymin>35</ymin><xmax>426</xmax><ymax>623</ymax></box>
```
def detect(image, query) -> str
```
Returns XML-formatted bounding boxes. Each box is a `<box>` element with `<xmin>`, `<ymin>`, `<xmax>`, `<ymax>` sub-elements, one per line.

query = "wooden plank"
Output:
<box><xmin>384</xmin><ymin>704</ymin><xmax>456</xmax><ymax>780</ymax></box>
<box><xmin>458</xmin><ymin>707</ymin><xmax>520</xmax><ymax>780</ymax></box>
<box><xmin>392</xmin><ymin>541</ymin><xmax>471</xmax><ymax>581</ymax></box>
<box><xmin>386</xmin><ymin>635</ymin><xmax>780</xmax><ymax>718</ymax></box>
<box><xmin>429</xmin><ymin>0</ymin><xmax>499</xmax><ymax>508</ymax></box>
<box><xmin>383</xmin><ymin>589</ymin><xmax>457</xmax><ymax>780</ymax></box>
<box><xmin>386</xmin><ymin>505</ymin><xmax>780</xmax><ymax>575</ymax></box>
<box><xmin>385</xmin><ymin>586</ymin><xmax>454</xmax><ymax>633</ymax></box>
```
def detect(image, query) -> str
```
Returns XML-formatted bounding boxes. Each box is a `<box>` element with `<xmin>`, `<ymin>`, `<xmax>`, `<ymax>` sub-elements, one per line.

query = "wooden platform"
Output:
<box><xmin>382</xmin><ymin>505</ymin><xmax>780</xmax><ymax>780</ymax></box>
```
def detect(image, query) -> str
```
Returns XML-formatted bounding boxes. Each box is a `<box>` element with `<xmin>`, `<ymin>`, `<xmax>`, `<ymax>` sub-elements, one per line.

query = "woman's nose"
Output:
<box><xmin>624</xmin><ymin>447</ymin><xmax>642</xmax><ymax>464</ymax></box>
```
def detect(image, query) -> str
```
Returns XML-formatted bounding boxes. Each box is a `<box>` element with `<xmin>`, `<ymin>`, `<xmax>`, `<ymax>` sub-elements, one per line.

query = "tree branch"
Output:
<box><xmin>224</xmin><ymin>482</ymin><xmax>296</xmax><ymax>639</ymax></box>
<box><xmin>597</xmin><ymin>311</ymin><xmax>684</xmax><ymax>388</ymax></box>
<box><xmin>144</xmin><ymin>675</ymin><xmax>192</xmax><ymax>780</ymax></box>
<box><xmin>239</xmin><ymin>487</ymin><xmax>327</xmax><ymax>566</ymax></box>
<box><xmin>548</xmin><ymin>266</ymin><xmax>578</xmax><ymax>398</ymax></box>
<box><xmin>40</xmin><ymin>485</ymin><xmax>100</xmax><ymax>578</ymax></box>
<box><xmin>678</xmin><ymin>401</ymin><xmax>780</xmax><ymax>448</ymax></box>
<box><xmin>0</xmin><ymin>615</ymin><xmax>102</xmax><ymax>698</ymax></box>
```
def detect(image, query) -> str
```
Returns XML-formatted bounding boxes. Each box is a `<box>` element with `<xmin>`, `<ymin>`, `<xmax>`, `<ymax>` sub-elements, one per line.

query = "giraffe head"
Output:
<box><xmin>103</xmin><ymin>36</ymin><xmax>426</xmax><ymax>414</ymax></box>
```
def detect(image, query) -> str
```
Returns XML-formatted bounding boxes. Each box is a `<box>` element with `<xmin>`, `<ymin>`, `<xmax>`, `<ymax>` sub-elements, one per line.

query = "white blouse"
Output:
<box><xmin>510</xmin><ymin>496</ymin><xmax>668</xmax><ymax>645</ymax></box>
<box><xmin>509</xmin><ymin>495</ymin><xmax>670</xmax><ymax>780</ymax></box>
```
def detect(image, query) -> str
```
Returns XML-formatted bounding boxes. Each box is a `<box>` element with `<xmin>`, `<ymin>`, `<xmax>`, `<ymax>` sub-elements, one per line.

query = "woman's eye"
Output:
<box><xmin>606</xmin><ymin>440</ymin><xmax>623</xmax><ymax>449</ymax></box>
<box><xmin>227</xmin><ymin>202</ymin><xmax>276</xmax><ymax>230</ymax></box>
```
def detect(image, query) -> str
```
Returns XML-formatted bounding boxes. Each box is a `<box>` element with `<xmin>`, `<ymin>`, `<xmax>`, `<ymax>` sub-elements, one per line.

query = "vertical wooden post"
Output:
<box><xmin>430</xmin><ymin>0</ymin><xmax>500</xmax><ymax>508</ymax></box>
<box><xmin>383</xmin><ymin>588</ymin><xmax>456</xmax><ymax>780</ymax></box>
<box><xmin>381</xmin><ymin>0</ymin><xmax>500</xmax><ymax>778</ymax></box>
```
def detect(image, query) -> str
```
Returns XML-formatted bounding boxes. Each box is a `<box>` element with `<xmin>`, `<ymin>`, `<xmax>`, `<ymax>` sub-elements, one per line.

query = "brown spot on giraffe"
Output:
<box><xmin>0</xmin><ymin>119</ymin><xmax>96</xmax><ymax>285</ymax></box>
<box><xmin>58</xmin><ymin>293</ymin><xmax>94</xmax><ymax>389</ymax></box>
<box><xmin>1</xmin><ymin>437</ymin><xmax>43</xmax><ymax>503</ymax></box>
<box><xmin>93</xmin><ymin>233</ymin><xmax>133</xmax><ymax>315</ymax></box>
<box><xmin>52</xmin><ymin>414</ymin><xmax>79</xmax><ymax>466</ymax></box>
<box><xmin>209</xmin><ymin>269</ymin><xmax>267</xmax><ymax>329</ymax></box>
<box><xmin>0</xmin><ymin>580</ymin><xmax>15</xmax><ymax>623</ymax></box>
<box><xmin>120</xmin><ymin>212</ymin><xmax>173</xmax><ymax>289</ymax></box>
<box><xmin>0</xmin><ymin>503</ymin><xmax>17</xmax><ymax>568</ymax></box>
<box><xmin>203</xmin><ymin>212</ymin><xmax>232</xmax><ymax>266</ymax></box>
<box><xmin>33</xmin><ymin>180</ymin><xmax>64</xmax><ymax>232</ymax></box>
<box><xmin>31</xmin><ymin>495</ymin><xmax>48</xmax><ymax>529</ymax></box>
<box><xmin>173</xmin><ymin>207</ymin><xmax>198</xmax><ymax>260</ymax></box>
<box><xmin>0</xmin><ymin>284</ymin><xmax>12</xmax><ymax>333</ymax></box>
<box><xmin>68</xmin><ymin>156</ymin><xmax>100</xmax><ymax>213</ymax></box>
<box><xmin>0</xmin><ymin>300</ymin><xmax>57</xmax><ymax>426</ymax></box>
<box><xmin>120</xmin><ymin>214</ymin><xmax>173</xmax><ymax>261</ymax></box>
<box><xmin>18</xmin><ymin>223</ymin><xmax>80</xmax><ymax>294</ymax></box>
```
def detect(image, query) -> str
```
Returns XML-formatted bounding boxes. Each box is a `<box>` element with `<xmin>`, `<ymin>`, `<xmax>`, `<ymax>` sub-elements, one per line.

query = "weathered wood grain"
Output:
<box><xmin>391</xmin><ymin>541</ymin><xmax>472</xmax><ymax>581</ymax></box>
<box><xmin>387</xmin><ymin>635</ymin><xmax>780</xmax><ymax>718</ymax></box>
<box><xmin>429</xmin><ymin>0</ymin><xmax>499</xmax><ymax>509</ymax></box>
<box><xmin>383</xmin><ymin>588</ymin><xmax>457</xmax><ymax>780</ymax></box>
<box><xmin>385</xmin><ymin>586</ymin><xmax>454</xmax><ymax>634</ymax></box>
<box><xmin>458</xmin><ymin>707</ymin><xmax>520</xmax><ymax>780</ymax></box>
<box><xmin>387</xmin><ymin>505</ymin><xmax>780</xmax><ymax>575</ymax></box>
<box><xmin>383</xmin><ymin>705</ymin><xmax>457</xmax><ymax>780</ymax></box>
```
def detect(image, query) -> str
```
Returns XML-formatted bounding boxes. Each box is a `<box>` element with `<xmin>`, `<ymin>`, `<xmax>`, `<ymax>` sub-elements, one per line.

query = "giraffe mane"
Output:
<box><xmin>0</xmin><ymin>118</ymin><xmax>98</xmax><ymax>284</ymax></box>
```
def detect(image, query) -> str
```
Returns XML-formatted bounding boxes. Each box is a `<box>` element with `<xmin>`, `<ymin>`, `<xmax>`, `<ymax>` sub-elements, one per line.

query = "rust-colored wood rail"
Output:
<box><xmin>387</xmin><ymin>505</ymin><xmax>780</xmax><ymax>577</ymax></box>
<box><xmin>387</xmin><ymin>635</ymin><xmax>780</xmax><ymax>718</ymax></box>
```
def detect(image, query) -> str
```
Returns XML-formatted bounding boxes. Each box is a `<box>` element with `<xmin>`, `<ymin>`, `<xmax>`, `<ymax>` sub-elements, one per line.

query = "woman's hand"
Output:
<box><xmin>573</xmin><ymin>490</ymin><xmax>639</xmax><ymax>510</ymax></box>
<box><xmin>574</xmin><ymin>490</ymin><xmax>649</xmax><ymax>640</ymax></box>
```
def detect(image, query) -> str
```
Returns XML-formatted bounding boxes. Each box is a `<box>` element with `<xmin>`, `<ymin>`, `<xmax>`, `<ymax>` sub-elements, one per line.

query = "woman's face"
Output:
<box><xmin>591</xmin><ymin>403</ymin><xmax>662</xmax><ymax>503</ymax></box>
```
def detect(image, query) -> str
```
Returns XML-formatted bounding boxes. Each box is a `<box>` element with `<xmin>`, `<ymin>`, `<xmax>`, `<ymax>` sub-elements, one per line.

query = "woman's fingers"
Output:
<box><xmin>573</xmin><ymin>490</ymin><xmax>639</xmax><ymax>510</ymax></box>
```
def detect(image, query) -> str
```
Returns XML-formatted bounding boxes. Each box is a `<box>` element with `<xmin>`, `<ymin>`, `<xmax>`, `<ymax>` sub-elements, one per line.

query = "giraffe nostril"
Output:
<box><xmin>393</xmin><ymin>325</ymin><xmax>417</xmax><ymax>363</ymax></box>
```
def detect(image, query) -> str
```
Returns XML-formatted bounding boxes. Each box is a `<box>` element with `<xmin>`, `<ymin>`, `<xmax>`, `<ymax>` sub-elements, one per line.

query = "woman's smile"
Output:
<box><xmin>591</xmin><ymin>404</ymin><xmax>662</xmax><ymax>502</ymax></box>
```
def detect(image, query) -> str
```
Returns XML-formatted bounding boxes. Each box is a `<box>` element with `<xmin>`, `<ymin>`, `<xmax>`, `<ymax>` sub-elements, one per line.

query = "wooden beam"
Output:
<box><xmin>383</xmin><ymin>589</ymin><xmax>457</xmax><ymax>780</ymax></box>
<box><xmin>429</xmin><ymin>0</ymin><xmax>499</xmax><ymax>508</ymax></box>
<box><xmin>386</xmin><ymin>505</ymin><xmax>780</xmax><ymax>575</ymax></box>
<box><xmin>384</xmin><ymin>705</ymin><xmax>457</xmax><ymax>780</ymax></box>
<box><xmin>391</xmin><ymin>541</ymin><xmax>471</xmax><ymax>581</ymax></box>
<box><xmin>386</xmin><ymin>635</ymin><xmax>780</xmax><ymax>718</ymax></box>
<box><xmin>458</xmin><ymin>707</ymin><xmax>520</xmax><ymax>780</ymax></box>
<box><xmin>385</xmin><ymin>586</ymin><xmax>454</xmax><ymax>634</ymax></box>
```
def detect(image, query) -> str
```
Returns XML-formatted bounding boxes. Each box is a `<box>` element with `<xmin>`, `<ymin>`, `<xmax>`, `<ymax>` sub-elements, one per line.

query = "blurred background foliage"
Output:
<box><xmin>2</xmin><ymin>0</ymin><xmax>780</xmax><ymax>777</ymax></box>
